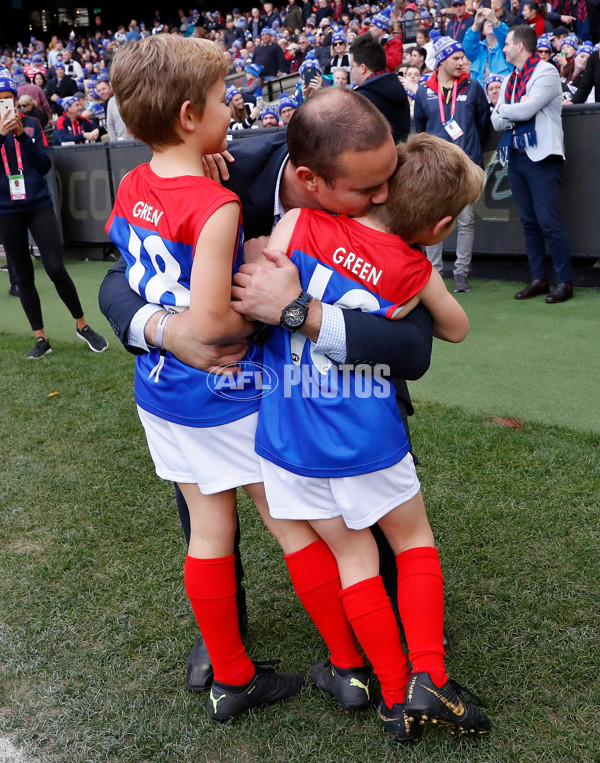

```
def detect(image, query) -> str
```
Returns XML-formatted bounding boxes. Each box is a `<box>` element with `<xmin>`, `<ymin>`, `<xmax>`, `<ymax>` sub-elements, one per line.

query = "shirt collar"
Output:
<box><xmin>273</xmin><ymin>152</ymin><xmax>289</xmax><ymax>228</ymax></box>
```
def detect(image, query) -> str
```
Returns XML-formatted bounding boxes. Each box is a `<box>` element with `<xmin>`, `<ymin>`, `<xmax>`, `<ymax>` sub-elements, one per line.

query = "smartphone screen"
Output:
<box><xmin>303</xmin><ymin>68</ymin><xmax>315</xmax><ymax>88</ymax></box>
<box><xmin>0</xmin><ymin>99</ymin><xmax>15</xmax><ymax>120</ymax></box>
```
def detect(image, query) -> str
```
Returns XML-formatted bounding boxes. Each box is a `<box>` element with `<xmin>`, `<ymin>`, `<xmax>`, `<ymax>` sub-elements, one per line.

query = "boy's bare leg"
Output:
<box><xmin>244</xmin><ymin>484</ymin><xmax>370</xmax><ymax>708</ymax></box>
<box><xmin>308</xmin><ymin>517</ymin><xmax>411</xmax><ymax>714</ymax></box>
<box><xmin>179</xmin><ymin>484</ymin><xmax>238</xmax><ymax>558</ymax></box>
<box><xmin>376</xmin><ymin>491</ymin><xmax>435</xmax><ymax>556</ymax></box>
<box><xmin>244</xmin><ymin>482</ymin><xmax>320</xmax><ymax>554</ymax></box>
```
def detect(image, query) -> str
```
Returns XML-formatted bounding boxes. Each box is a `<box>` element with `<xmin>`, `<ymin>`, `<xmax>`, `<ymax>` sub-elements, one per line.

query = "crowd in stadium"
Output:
<box><xmin>1</xmin><ymin>0</ymin><xmax>600</xmax><ymax>143</ymax></box>
<box><xmin>1</xmin><ymin>0</ymin><xmax>595</xmax><ymax>745</ymax></box>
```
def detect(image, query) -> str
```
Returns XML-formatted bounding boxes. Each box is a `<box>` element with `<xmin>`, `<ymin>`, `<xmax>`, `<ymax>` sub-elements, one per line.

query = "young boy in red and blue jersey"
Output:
<box><xmin>234</xmin><ymin>130</ymin><xmax>491</xmax><ymax>742</ymax></box>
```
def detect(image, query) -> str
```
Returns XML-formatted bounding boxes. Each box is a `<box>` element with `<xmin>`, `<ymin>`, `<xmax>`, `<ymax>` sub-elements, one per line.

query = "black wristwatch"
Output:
<box><xmin>279</xmin><ymin>290</ymin><xmax>313</xmax><ymax>332</ymax></box>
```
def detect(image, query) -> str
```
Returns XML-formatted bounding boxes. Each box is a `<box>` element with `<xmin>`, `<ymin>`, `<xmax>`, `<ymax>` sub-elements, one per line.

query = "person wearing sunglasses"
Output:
<box><xmin>17</xmin><ymin>95</ymin><xmax>48</xmax><ymax>128</ymax></box>
<box><xmin>326</xmin><ymin>32</ymin><xmax>351</xmax><ymax>75</ymax></box>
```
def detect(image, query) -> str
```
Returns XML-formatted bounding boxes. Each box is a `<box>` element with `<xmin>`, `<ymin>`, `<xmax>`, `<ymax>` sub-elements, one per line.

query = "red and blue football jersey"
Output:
<box><xmin>106</xmin><ymin>163</ymin><xmax>262</xmax><ymax>427</ymax></box>
<box><xmin>255</xmin><ymin>208</ymin><xmax>432</xmax><ymax>477</ymax></box>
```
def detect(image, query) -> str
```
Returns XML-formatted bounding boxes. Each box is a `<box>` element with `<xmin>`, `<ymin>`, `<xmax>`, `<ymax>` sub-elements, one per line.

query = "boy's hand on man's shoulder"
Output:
<box><xmin>202</xmin><ymin>150</ymin><xmax>235</xmax><ymax>183</ymax></box>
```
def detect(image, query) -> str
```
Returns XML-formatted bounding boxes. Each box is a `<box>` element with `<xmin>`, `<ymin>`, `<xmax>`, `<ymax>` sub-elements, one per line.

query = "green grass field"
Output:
<box><xmin>0</xmin><ymin>261</ymin><xmax>599</xmax><ymax>762</ymax></box>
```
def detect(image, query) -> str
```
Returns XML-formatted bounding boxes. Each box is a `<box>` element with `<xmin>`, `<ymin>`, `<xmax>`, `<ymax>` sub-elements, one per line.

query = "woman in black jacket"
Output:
<box><xmin>0</xmin><ymin>76</ymin><xmax>107</xmax><ymax>358</ymax></box>
<box><xmin>572</xmin><ymin>48</ymin><xmax>600</xmax><ymax>102</ymax></box>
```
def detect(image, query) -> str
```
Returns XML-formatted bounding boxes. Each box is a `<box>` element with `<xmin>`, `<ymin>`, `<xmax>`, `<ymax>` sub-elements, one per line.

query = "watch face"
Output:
<box><xmin>283</xmin><ymin>304</ymin><xmax>306</xmax><ymax>328</ymax></box>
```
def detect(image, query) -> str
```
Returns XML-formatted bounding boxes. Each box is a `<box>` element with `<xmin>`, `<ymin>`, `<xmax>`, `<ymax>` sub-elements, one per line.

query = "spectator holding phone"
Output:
<box><xmin>463</xmin><ymin>6</ymin><xmax>513</xmax><ymax>87</ymax></box>
<box><xmin>0</xmin><ymin>75</ymin><xmax>107</xmax><ymax>358</ymax></box>
<box><xmin>399</xmin><ymin>64</ymin><xmax>424</xmax><ymax>114</ymax></box>
<box><xmin>298</xmin><ymin>58</ymin><xmax>324</xmax><ymax>100</ymax></box>
<box><xmin>226</xmin><ymin>86</ymin><xmax>262</xmax><ymax>130</ymax></box>
<box><xmin>561</xmin><ymin>41</ymin><xmax>594</xmax><ymax>98</ymax></box>
<box><xmin>571</xmin><ymin>44</ymin><xmax>600</xmax><ymax>101</ymax></box>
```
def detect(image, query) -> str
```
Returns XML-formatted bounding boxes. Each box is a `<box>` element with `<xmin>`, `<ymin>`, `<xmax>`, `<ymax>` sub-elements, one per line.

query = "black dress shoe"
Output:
<box><xmin>545</xmin><ymin>282</ymin><xmax>573</xmax><ymax>303</ymax></box>
<box><xmin>186</xmin><ymin>635</ymin><xmax>214</xmax><ymax>692</ymax></box>
<box><xmin>514</xmin><ymin>279</ymin><xmax>549</xmax><ymax>300</ymax></box>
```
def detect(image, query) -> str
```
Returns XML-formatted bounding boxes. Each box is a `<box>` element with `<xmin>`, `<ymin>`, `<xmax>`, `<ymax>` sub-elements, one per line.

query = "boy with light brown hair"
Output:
<box><xmin>105</xmin><ymin>34</ymin><xmax>317</xmax><ymax>723</ymax></box>
<box><xmin>242</xmin><ymin>132</ymin><xmax>490</xmax><ymax>742</ymax></box>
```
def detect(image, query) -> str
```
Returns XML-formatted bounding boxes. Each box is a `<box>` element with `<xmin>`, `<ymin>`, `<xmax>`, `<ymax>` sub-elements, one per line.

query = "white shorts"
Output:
<box><xmin>137</xmin><ymin>407</ymin><xmax>262</xmax><ymax>494</ymax></box>
<box><xmin>260</xmin><ymin>452</ymin><xmax>421</xmax><ymax>530</ymax></box>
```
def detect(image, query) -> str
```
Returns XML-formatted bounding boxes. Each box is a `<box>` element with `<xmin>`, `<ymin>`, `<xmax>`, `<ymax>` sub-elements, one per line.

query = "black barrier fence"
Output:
<box><xmin>51</xmin><ymin>103</ymin><xmax>600</xmax><ymax>258</ymax></box>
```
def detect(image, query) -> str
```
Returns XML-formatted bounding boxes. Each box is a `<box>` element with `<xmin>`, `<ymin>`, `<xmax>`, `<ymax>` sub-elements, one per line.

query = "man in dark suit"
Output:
<box><xmin>99</xmin><ymin>88</ymin><xmax>434</xmax><ymax>691</ymax></box>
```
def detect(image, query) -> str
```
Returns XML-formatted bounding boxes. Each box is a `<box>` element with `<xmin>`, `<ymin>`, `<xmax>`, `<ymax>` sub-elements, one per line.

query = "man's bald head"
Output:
<box><xmin>287</xmin><ymin>88</ymin><xmax>392</xmax><ymax>186</ymax></box>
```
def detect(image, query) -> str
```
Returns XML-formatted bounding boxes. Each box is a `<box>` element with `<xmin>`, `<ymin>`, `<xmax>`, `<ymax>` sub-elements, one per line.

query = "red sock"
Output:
<box><xmin>396</xmin><ymin>546</ymin><xmax>447</xmax><ymax>687</ymax></box>
<box><xmin>184</xmin><ymin>554</ymin><xmax>254</xmax><ymax>686</ymax></box>
<box><xmin>285</xmin><ymin>540</ymin><xmax>365</xmax><ymax>669</ymax></box>
<box><xmin>340</xmin><ymin>575</ymin><xmax>410</xmax><ymax>707</ymax></box>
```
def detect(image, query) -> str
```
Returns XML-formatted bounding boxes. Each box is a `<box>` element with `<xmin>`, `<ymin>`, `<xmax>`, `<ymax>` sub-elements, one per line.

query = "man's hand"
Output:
<box><xmin>0</xmin><ymin>110</ymin><xmax>22</xmax><ymax>137</ymax></box>
<box><xmin>146</xmin><ymin>309</ymin><xmax>252</xmax><ymax>373</ymax></box>
<box><xmin>202</xmin><ymin>150</ymin><xmax>235</xmax><ymax>184</ymax></box>
<box><xmin>231</xmin><ymin>249</ymin><xmax>302</xmax><ymax>324</ymax></box>
<box><xmin>83</xmin><ymin>128</ymin><xmax>99</xmax><ymax>141</ymax></box>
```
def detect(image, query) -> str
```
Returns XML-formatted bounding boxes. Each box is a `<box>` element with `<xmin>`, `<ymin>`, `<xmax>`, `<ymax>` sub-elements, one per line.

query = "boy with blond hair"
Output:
<box><xmin>235</xmin><ymin>132</ymin><xmax>491</xmax><ymax>741</ymax></box>
<box><xmin>105</xmin><ymin>35</ymin><xmax>318</xmax><ymax>722</ymax></box>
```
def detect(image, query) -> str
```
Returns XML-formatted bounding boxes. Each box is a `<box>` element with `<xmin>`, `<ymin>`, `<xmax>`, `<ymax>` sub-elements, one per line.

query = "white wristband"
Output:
<box><xmin>154</xmin><ymin>311</ymin><xmax>172</xmax><ymax>350</ymax></box>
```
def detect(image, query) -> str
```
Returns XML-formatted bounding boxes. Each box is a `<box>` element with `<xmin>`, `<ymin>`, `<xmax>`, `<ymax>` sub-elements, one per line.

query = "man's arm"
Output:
<box><xmin>98</xmin><ymin>256</ymin><xmax>253</xmax><ymax>369</ymax></box>
<box><xmin>344</xmin><ymin>304</ymin><xmax>433</xmax><ymax>380</ymax></box>
<box><xmin>231</xmin><ymin>250</ymin><xmax>434</xmax><ymax>380</ymax></box>
<box><xmin>496</xmin><ymin>67</ymin><xmax>560</xmax><ymax>121</ymax></box>
<box><xmin>475</xmin><ymin>80</ymin><xmax>492</xmax><ymax>143</ymax></box>
<box><xmin>98</xmin><ymin>256</ymin><xmax>150</xmax><ymax>354</ymax></box>
<box><xmin>413</xmin><ymin>90</ymin><xmax>428</xmax><ymax>133</ymax></box>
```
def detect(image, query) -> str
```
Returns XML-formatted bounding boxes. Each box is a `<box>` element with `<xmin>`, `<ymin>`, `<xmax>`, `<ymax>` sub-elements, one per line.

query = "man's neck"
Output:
<box><xmin>514</xmin><ymin>53</ymin><xmax>530</xmax><ymax>71</ymax></box>
<box><xmin>437</xmin><ymin>70</ymin><xmax>458</xmax><ymax>89</ymax></box>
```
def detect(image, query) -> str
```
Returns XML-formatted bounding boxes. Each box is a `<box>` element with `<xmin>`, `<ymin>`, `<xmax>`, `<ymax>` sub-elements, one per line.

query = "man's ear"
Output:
<box><xmin>295</xmin><ymin>165</ymin><xmax>320</xmax><ymax>193</ymax></box>
<box><xmin>432</xmin><ymin>215</ymin><xmax>454</xmax><ymax>237</ymax></box>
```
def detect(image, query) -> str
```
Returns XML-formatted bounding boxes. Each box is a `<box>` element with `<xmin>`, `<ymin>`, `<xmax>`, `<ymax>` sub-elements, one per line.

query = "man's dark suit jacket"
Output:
<box><xmin>98</xmin><ymin>131</ymin><xmax>433</xmax><ymax>423</ymax></box>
